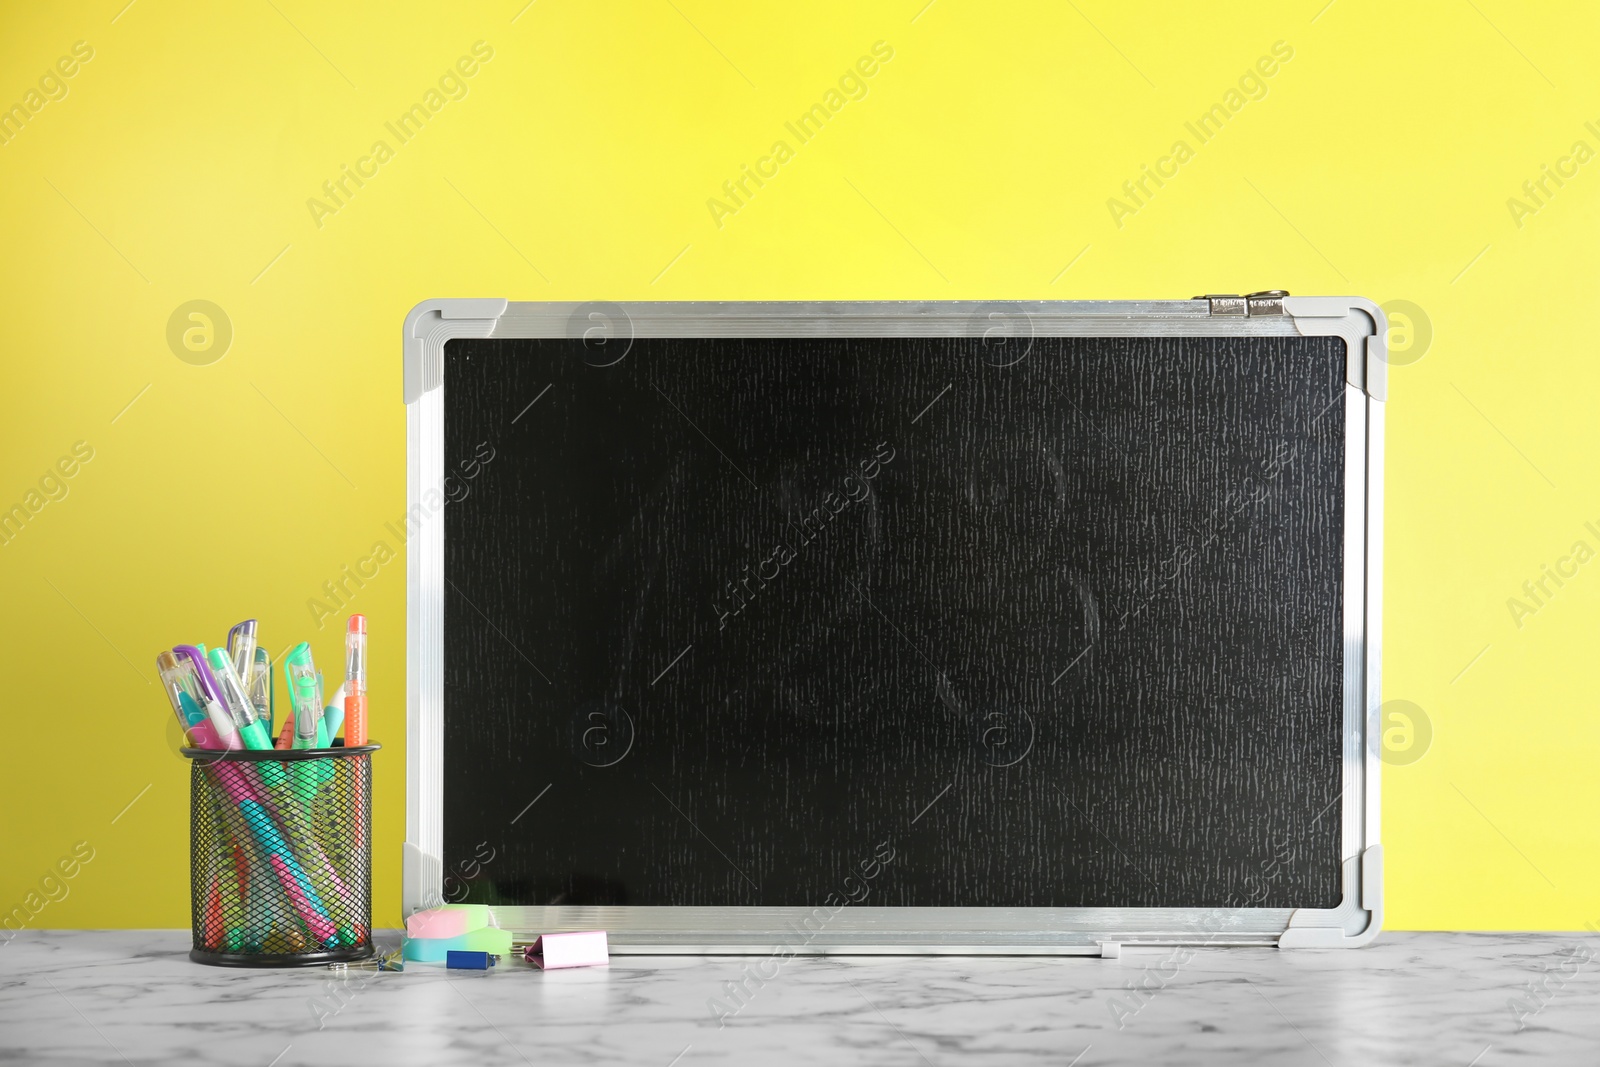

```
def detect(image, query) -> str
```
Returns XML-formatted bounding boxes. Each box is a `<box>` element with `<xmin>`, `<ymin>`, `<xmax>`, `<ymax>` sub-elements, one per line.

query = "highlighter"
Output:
<box><xmin>207</xmin><ymin>647</ymin><xmax>274</xmax><ymax>751</ymax></box>
<box><xmin>283</xmin><ymin>643</ymin><xmax>329</xmax><ymax>749</ymax></box>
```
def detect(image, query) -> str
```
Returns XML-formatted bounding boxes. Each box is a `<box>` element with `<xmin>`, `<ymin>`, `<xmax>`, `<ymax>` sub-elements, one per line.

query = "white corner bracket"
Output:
<box><xmin>1279</xmin><ymin>844</ymin><xmax>1384</xmax><ymax>948</ymax></box>
<box><xmin>1283</xmin><ymin>296</ymin><xmax>1388</xmax><ymax>403</ymax></box>
<box><xmin>403</xmin><ymin>299</ymin><xmax>509</xmax><ymax>404</ymax></box>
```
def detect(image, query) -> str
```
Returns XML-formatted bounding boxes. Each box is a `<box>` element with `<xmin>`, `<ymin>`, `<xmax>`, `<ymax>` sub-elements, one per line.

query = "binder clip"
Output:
<box><xmin>446</xmin><ymin>950</ymin><xmax>499</xmax><ymax>970</ymax></box>
<box><xmin>523</xmin><ymin>931</ymin><xmax>609</xmax><ymax>970</ymax></box>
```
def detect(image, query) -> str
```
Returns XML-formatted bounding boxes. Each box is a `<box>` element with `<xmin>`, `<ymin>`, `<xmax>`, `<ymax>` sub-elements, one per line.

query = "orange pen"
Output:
<box><xmin>344</xmin><ymin>615</ymin><xmax>367</xmax><ymax>746</ymax></box>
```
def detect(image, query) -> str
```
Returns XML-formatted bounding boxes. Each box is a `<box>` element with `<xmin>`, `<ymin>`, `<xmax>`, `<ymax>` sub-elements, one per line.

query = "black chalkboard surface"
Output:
<box><xmin>440</xmin><ymin>333</ymin><xmax>1346</xmax><ymax>911</ymax></box>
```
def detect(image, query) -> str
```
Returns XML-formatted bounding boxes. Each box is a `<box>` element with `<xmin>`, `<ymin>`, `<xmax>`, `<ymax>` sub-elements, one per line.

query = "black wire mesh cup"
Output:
<box><xmin>182</xmin><ymin>742</ymin><xmax>379</xmax><ymax>967</ymax></box>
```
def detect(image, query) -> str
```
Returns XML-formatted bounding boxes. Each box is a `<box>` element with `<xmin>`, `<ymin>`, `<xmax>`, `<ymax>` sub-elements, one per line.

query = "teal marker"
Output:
<box><xmin>283</xmin><ymin>643</ymin><xmax>329</xmax><ymax>749</ymax></box>
<box><xmin>283</xmin><ymin>643</ymin><xmax>329</xmax><ymax>803</ymax></box>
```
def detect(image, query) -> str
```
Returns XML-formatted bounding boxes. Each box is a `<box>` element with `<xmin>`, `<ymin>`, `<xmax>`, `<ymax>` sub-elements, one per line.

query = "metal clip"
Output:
<box><xmin>326</xmin><ymin>947</ymin><xmax>405</xmax><ymax>973</ymax></box>
<box><xmin>1193</xmin><ymin>291</ymin><xmax>1289</xmax><ymax>317</ymax></box>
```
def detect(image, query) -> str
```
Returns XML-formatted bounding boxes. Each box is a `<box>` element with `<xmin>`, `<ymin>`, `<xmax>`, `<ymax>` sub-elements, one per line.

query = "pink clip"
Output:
<box><xmin>523</xmin><ymin>930</ymin><xmax>609</xmax><ymax>970</ymax></box>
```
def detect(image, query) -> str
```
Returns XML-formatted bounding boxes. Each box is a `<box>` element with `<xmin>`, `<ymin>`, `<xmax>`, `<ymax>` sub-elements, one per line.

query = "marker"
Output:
<box><xmin>207</xmin><ymin>647</ymin><xmax>274</xmax><ymax>750</ymax></box>
<box><xmin>156</xmin><ymin>651</ymin><xmax>220</xmax><ymax>749</ymax></box>
<box><xmin>174</xmin><ymin>645</ymin><xmax>242</xmax><ymax>750</ymax></box>
<box><xmin>344</xmin><ymin>615</ymin><xmax>367</xmax><ymax>746</ymax></box>
<box><xmin>283</xmin><ymin>643</ymin><xmax>328</xmax><ymax>750</ymax></box>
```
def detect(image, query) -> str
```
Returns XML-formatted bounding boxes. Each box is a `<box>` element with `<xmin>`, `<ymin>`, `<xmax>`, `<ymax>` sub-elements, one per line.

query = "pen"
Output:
<box><xmin>249</xmin><ymin>645</ymin><xmax>273</xmax><ymax>738</ymax></box>
<box><xmin>342</xmin><ymin>617</ymin><xmax>368</xmax><ymax>854</ymax></box>
<box><xmin>229</xmin><ymin>621</ymin><xmax>273</xmax><ymax>736</ymax></box>
<box><xmin>156</xmin><ymin>651</ymin><xmax>220</xmax><ymax>749</ymax></box>
<box><xmin>344</xmin><ymin>615</ymin><xmax>367</xmax><ymax>746</ymax></box>
<box><xmin>174</xmin><ymin>645</ymin><xmax>242</xmax><ymax>751</ymax></box>
<box><xmin>226</xmin><ymin>619</ymin><xmax>257</xmax><ymax>694</ymax></box>
<box><xmin>207</xmin><ymin>647</ymin><xmax>274</xmax><ymax>750</ymax></box>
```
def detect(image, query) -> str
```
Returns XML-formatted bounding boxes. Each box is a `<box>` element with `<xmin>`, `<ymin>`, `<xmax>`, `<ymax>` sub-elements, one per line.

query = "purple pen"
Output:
<box><xmin>174</xmin><ymin>645</ymin><xmax>243</xmax><ymax>751</ymax></box>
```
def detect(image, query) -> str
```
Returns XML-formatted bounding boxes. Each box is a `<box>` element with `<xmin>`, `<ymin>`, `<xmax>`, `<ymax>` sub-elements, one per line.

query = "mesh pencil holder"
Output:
<box><xmin>183</xmin><ymin>743</ymin><xmax>379</xmax><ymax>967</ymax></box>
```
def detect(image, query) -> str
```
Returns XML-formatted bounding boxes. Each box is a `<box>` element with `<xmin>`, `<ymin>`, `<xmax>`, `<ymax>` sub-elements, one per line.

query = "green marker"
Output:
<box><xmin>283</xmin><ymin>643</ymin><xmax>330</xmax><ymax>750</ymax></box>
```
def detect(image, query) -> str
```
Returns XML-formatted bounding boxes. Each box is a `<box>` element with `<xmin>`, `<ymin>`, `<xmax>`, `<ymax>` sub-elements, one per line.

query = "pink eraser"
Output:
<box><xmin>407</xmin><ymin>907</ymin><xmax>477</xmax><ymax>939</ymax></box>
<box><xmin>525</xmin><ymin>931</ymin><xmax>609</xmax><ymax>970</ymax></box>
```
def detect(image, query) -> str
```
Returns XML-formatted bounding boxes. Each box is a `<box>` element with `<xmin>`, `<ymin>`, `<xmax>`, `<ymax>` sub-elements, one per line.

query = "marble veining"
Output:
<box><xmin>1</xmin><ymin>931</ymin><xmax>1597</xmax><ymax>1065</ymax></box>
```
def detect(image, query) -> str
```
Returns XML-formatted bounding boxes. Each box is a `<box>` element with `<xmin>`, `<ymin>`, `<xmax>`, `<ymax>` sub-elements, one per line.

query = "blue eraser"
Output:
<box><xmin>446</xmin><ymin>950</ymin><xmax>495</xmax><ymax>970</ymax></box>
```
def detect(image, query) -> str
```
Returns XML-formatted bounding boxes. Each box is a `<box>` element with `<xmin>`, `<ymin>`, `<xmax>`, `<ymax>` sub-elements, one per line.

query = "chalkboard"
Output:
<box><xmin>435</xmin><ymin>330</ymin><xmax>1350</xmax><ymax>913</ymax></box>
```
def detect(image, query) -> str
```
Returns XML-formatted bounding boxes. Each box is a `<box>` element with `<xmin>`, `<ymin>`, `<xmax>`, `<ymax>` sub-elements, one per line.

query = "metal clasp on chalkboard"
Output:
<box><xmin>1193</xmin><ymin>290</ymin><xmax>1289</xmax><ymax>316</ymax></box>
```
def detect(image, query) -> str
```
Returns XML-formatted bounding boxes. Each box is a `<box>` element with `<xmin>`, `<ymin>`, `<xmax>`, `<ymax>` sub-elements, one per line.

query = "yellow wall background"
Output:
<box><xmin>1</xmin><ymin>0</ymin><xmax>1595</xmax><ymax>932</ymax></box>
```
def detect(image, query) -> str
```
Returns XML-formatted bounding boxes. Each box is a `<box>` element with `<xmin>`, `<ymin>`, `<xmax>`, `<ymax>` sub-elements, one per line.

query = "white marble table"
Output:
<box><xmin>1</xmin><ymin>931</ymin><xmax>1595</xmax><ymax>1065</ymax></box>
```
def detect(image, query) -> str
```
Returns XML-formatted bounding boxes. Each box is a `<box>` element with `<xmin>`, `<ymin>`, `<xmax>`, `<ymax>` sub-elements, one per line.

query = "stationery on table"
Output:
<box><xmin>158</xmin><ymin>615</ymin><xmax>374</xmax><ymax>960</ymax></box>
<box><xmin>165</xmin><ymin>616</ymin><xmax>603</xmax><ymax>967</ymax></box>
<box><xmin>403</xmin><ymin>905</ymin><xmax>611</xmax><ymax>970</ymax></box>
<box><xmin>401</xmin><ymin>905</ymin><xmax>513</xmax><ymax>962</ymax></box>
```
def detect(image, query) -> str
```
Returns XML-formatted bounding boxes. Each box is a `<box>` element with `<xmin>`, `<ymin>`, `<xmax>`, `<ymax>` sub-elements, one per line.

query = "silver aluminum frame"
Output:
<box><xmin>403</xmin><ymin>298</ymin><xmax>1385</xmax><ymax>953</ymax></box>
